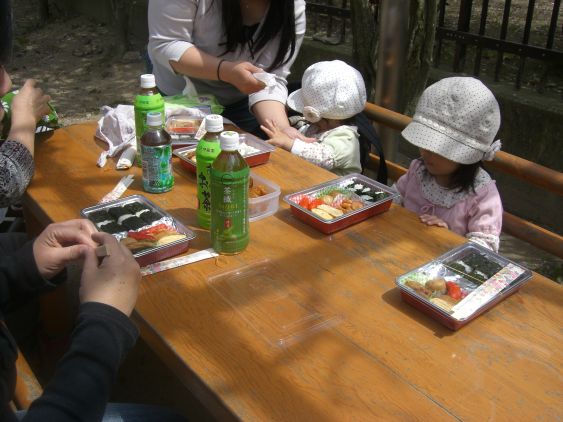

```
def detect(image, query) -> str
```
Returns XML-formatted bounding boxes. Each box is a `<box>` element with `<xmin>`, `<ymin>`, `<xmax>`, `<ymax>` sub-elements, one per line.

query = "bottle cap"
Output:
<box><xmin>219</xmin><ymin>131</ymin><xmax>240</xmax><ymax>151</ymax></box>
<box><xmin>205</xmin><ymin>114</ymin><xmax>224</xmax><ymax>133</ymax></box>
<box><xmin>146</xmin><ymin>111</ymin><xmax>163</xmax><ymax>127</ymax></box>
<box><xmin>140</xmin><ymin>74</ymin><xmax>156</xmax><ymax>89</ymax></box>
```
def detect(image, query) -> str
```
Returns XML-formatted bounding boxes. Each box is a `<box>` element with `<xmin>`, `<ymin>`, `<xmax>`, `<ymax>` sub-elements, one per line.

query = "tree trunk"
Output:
<box><xmin>109</xmin><ymin>0</ymin><xmax>130</xmax><ymax>57</ymax></box>
<box><xmin>350</xmin><ymin>0</ymin><xmax>438</xmax><ymax>114</ymax></box>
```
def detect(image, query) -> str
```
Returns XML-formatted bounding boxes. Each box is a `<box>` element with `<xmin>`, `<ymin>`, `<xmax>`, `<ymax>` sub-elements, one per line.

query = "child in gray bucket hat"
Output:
<box><xmin>260</xmin><ymin>60</ymin><xmax>365</xmax><ymax>176</ymax></box>
<box><xmin>394</xmin><ymin>77</ymin><xmax>503</xmax><ymax>251</ymax></box>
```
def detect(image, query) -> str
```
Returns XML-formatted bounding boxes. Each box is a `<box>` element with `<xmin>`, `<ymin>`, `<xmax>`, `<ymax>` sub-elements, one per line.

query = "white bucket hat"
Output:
<box><xmin>287</xmin><ymin>60</ymin><xmax>366</xmax><ymax>123</ymax></box>
<box><xmin>402</xmin><ymin>77</ymin><xmax>501</xmax><ymax>164</ymax></box>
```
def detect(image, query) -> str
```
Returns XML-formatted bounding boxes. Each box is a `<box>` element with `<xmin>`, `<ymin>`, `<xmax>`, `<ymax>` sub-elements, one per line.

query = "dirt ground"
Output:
<box><xmin>10</xmin><ymin>9</ymin><xmax>145</xmax><ymax>126</ymax></box>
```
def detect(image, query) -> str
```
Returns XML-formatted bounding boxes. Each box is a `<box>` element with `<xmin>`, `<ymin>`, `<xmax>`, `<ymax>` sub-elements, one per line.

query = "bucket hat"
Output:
<box><xmin>287</xmin><ymin>60</ymin><xmax>366</xmax><ymax>123</ymax></box>
<box><xmin>401</xmin><ymin>77</ymin><xmax>501</xmax><ymax>164</ymax></box>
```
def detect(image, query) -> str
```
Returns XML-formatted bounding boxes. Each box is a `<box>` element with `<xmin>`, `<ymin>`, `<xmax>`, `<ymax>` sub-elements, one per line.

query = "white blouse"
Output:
<box><xmin>148</xmin><ymin>0</ymin><xmax>306</xmax><ymax>108</ymax></box>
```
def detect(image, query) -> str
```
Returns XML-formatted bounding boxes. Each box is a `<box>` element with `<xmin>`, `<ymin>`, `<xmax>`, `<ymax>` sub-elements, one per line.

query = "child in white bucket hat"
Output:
<box><xmin>394</xmin><ymin>76</ymin><xmax>503</xmax><ymax>251</ymax></box>
<box><xmin>260</xmin><ymin>60</ymin><xmax>365</xmax><ymax>176</ymax></box>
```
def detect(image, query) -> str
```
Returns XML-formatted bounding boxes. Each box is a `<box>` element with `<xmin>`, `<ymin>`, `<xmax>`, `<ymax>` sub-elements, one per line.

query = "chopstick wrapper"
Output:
<box><xmin>141</xmin><ymin>248</ymin><xmax>218</xmax><ymax>276</ymax></box>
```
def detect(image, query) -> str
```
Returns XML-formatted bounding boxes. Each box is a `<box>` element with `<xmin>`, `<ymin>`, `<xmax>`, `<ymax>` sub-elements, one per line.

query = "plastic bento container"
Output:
<box><xmin>396</xmin><ymin>243</ymin><xmax>533</xmax><ymax>330</ymax></box>
<box><xmin>249</xmin><ymin>172</ymin><xmax>280</xmax><ymax>222</ymax></box>
<box><xmin>165</xmin><ymin>116</ymin><xmax>202</xmax><ymax>149</ymax></box>
<box><xmin>173</xmin><ymin>133</ymin><xmax>275</xmax><ymax>173</ymax></box>
<box><xmin>81</xmin><ymin>194</ymin><xmax>196</xmax><ymax>267</ymax></box>
<box><xmin>207</xmin><ymin>259</ymin><xmax>341</xmax><ymax>348</ymax></box>
<box><xmin>283</xmin><ymin>173</ymin><xmax>397</xmax><ymax>234</ymax></box>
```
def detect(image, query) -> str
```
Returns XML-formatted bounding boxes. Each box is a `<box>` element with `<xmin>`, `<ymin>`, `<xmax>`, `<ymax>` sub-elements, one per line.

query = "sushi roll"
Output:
<box><xmin>125</xmin><ymin>202</ymin><xmax>150</xmax><ymax>214</ymax></box>
<box><xmin>121</xmin><ymin>216</ymin><xmax>147</xmax><ymax>231</ymax></box>
<box><xmin>99</xmin><ymin>221</ymin><xmax>125</xmax><ymax>234</ymax></box>
<box><xmin>88</xmin><ymin>210</ymin><xmax>113</xmax><ymax>224</ymax></box>
<box><xmin>107</xmin><ymin>205</ymin><xmax>129</xmax><ymax>220</ymax></box>
<box><xmin>140</xmin><ymin>211</ymin><xmax>163</xmax><ymax>224</ymax></box>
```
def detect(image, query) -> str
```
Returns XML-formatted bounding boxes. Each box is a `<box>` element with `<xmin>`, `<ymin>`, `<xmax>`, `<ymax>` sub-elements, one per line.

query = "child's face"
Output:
<box><xmin>419</xmin><ymin>149</ymin><xmax>460</xmax><ymax>177</ymax></box>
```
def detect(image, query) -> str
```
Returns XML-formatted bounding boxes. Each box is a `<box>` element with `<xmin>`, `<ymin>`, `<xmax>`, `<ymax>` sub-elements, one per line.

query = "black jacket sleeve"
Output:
<box><xmin>22</xmin><ymin>302</ymin><xmax>139</xmax><ymax>422</ymax></box>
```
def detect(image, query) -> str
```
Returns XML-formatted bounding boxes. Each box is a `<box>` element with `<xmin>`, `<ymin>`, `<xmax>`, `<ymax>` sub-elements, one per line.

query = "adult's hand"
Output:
<box><xmin>79</xmin><ymin>232</ymin><xmax>140</xmax><ymax>317</ymax></box>
<box><xmin>11</xmin><ymin>79</ymin><xmax>51</xmax><ymax>127</ymax></box>
<box><xmin>220</xmin><ymin>61</ymin><xmax>266</xmax><ymax>94</ymax></box>
<box><xmin>33</xmin><ymin>219</ymin><xmax>99</xmax><ymax>280</ymax></box>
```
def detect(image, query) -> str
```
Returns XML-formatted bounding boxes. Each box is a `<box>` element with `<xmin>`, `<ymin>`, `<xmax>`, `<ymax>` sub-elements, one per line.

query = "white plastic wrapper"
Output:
<box><xmin>253</xmin><ymin>71</ymin><xmax>277</xmax><ymax>88</ymax></box>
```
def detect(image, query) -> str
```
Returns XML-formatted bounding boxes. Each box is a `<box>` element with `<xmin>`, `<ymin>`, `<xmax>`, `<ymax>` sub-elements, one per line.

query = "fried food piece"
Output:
<box><xmin>426</xmin><ymin>278</ymin><xmax>447</xmax><ymax>295</ymax></box>
<box><xmin>249</xmin><ymin>184</ymin><xmax>268</xmax><ymax>198</ymax></box>
<box><xmin>317</xmin><ymin>204</ymin><xmax>344</xmax><ymax>217</ymax></box>
<box><xmin>321</xmin><ymin>195</ymin><xmax>334</xmax><ymax>205</ymax></box>
<box><xmin>311</xmin><ymin>208</ymin><xmax>334</xmax><ymax>220</ymax></box>
<box><xmin>404</xmin><ymin>280</ymin><xmax>432</xmax><ymax>298</ymax></box>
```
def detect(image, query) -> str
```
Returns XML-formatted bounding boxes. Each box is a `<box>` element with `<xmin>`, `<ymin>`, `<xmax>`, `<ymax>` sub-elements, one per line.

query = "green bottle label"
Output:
<box><xmin>141</xmin><ymin>144</ymin><xmax>174</xmax><ymax>193</ymax></box>
<box><xmin>134</xmin><ymin>93</ymin><xmax>164</xmax><ymax>166</ymax></box>
<box><xmin>210</xmin><ymin>167</ymin><xmax>249</xmax><ymax>254</ymax></box>
<box><xmin>196</xmin><ymin>137</ymin><xmax>221</xmax><ymax>229</ymax></box>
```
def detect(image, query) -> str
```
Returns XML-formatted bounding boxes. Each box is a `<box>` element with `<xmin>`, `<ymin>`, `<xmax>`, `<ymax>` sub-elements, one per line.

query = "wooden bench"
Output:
<box><xmin>12</xmin><ymin>350</ymin><xmax>43</xmax><ymax>411</ymax></box>
<box><xmin>363</xmin><ymin>102</ymin><xmax>563</xmax><ymax>259</ymax></box>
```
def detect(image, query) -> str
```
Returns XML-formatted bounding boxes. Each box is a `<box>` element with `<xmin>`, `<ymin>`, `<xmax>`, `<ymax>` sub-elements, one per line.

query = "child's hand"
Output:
<box><xmin>260</xmin><ymin>119</ymin><xmax>295</xmax><ymax>151</ymax></box>
<box><xmin>420</xmin><ymin>214</ymin><xmax>449</xmax><ymax>229</ymax></box>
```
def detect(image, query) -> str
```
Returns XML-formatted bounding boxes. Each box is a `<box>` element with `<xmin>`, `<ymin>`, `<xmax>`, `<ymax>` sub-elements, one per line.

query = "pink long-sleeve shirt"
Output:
<box><xmin>394</xmin><ymin>159</ymin><xmax>503</xmax><ymax>251</ymax></box>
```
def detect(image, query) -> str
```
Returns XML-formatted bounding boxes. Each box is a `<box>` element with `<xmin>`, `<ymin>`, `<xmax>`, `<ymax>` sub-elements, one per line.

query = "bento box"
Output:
<box><xmin>396</xmin><ymin>243</ymin><xmax>532</xmax><ymax>330</ymax></box>
<box><xmin>81</xmin><ymin>194</ymin><xmax>196</xmax><ymax>267</ymax></box>
<box><xmin>249</xmin><ymin>172</ymin><xmax>280</xmax><ymax>222</ymax></box>
<box><xmin>173</xmin><ymin>132</ymin><xmax>275</xmax><ymax>173</ymax></box>
<box><xmin>165</xmin><ymin>115</ymin><xmax>202</xmax><ymax>149</ymax></box>
<box><xmin>283</xmin><ymin>173</ymin><xmax>397</xmax><ymax>234</ymax></box>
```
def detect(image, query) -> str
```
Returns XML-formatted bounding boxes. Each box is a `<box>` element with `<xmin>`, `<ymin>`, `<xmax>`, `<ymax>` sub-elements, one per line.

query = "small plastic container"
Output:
<box><xmin>165</xmin><ymin>116</ymin><xmax>202</xmax><ymax>149</ymax></box>
<box><xmin>207</xmin><ymin>259</ymin><xmax>341</xmax><ymax>348</ymax></box>
<box><xmin>395</xmin><ymin>243</ymin><xmax>533</xmax><ymax>330</ymax></box>
<box><xmin>173</xmin><ymin>133</ymin><xmax>275</xmax><ymax>173</ymax></box>
<box><xmin>249</xmin><ymin>172</ymin><xmax>280</xmax><ymax>222</ymax></box>
<box><xmin>81</xmin><ymin>194</ymin><xmax>196</xmax><ymax>267</ymax></box>
<box><xmin>284</xmin><ymin>173</ymin><xmax>397</xmax><ymax>234</ymax></box>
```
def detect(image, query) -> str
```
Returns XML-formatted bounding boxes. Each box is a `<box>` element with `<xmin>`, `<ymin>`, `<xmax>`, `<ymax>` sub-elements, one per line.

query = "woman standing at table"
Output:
<box><xmin>148</xmin><ymin>0</ymin><xmax>307</xmax><ymax>139</ymax></box>
<box><xmin>0</xmin><ymin>0</ymin><xmax>51</xmax><ymax>208</ymax></box>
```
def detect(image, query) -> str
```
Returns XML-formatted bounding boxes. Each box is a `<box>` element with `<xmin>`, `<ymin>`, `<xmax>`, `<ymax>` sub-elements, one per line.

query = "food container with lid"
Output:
<box><xmin>173</xmin><ymin>132</ymin><xmax>275</xmax><ymax>172</ymax></box>
<box><xmin>81</xmin><ymin>194</ymin><xmax>196</xmax><ymax>267</ymax></box>
<box><xmin>165</xmin><ymin>115</ymin><xmax>202</xmax><ymax>149</ymax></box>
<box><xmin>283</xmin><ymin>173</ymin><xmax>397</xmax><ymax>234</ymax></box>
<box><xmin>249</xmin><ymin>172</ymin><xmax>280</xmax><ymax>222</ymax></box>
<box><xmin>396</xmin><ymin>243</ymin><xmax>533</xmax><ymax>330</ymax></box>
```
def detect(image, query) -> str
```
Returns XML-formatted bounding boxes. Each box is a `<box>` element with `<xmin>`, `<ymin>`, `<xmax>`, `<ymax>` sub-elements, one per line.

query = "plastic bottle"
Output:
<box><xmin>134</xmin><ymin>74</ymin><xmax>164</xmax><ymax>166</ymax></box>
<box><xmin>140</xmin><ymin>111</ymin><xmax>174</xmax><ymax>193</ymax></box>
<box><xmin>210</xmin><ymin>131</ymin><xmax>249</xmax><ymax>255</ymax></box>
<box><xmin>196</xmin><ymin>114</ymin><xmax>223</xmax><ymax>229</ymax></box>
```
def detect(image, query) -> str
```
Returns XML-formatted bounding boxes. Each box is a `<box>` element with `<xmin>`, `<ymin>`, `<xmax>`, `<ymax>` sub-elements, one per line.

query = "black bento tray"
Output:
<box><xmin>81</xmin><ymin>194</ymin><xmax>196</xmax><ymax>267</ymax></box>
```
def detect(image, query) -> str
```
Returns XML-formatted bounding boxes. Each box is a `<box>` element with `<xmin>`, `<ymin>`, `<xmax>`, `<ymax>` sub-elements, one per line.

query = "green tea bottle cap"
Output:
<box><xmin>205</xmin><ymin>114</ymin><xmax>224</xmax><ymax>133</ymax></box>
<box><xmin>140</xmin><ymin>74</ymin><xmax>156</xmax><ymax>89</ymax></box>
<box><xmin>219</xmin><ymin>131</ymin><xmax>240</xmax><ymax>151</ymax></box>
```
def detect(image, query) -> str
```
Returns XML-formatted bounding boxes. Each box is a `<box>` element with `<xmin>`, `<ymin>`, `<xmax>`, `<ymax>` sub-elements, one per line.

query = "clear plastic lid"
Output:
<box><xmin>207</xmin><ymin>259</ymin><xmax>341</xmax><ymax>348</ymax></box>
<box><xmin>140</xmin><ymin>74</ymin><xmax>156</xmax><ymax>89</ymax></box>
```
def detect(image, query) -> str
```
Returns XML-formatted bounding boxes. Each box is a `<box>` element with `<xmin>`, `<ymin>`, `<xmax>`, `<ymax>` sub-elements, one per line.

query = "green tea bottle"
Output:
<box><xmin>196</xmin><ymin>114</ymin><xmax>223</xmax><ymax>229</ymax></box>
<box><xmin>141</xmin><ymin>111</ymin><xmax>174</xmax><ymax>193</ymax></box>
<box><xmin>134</xmin><ymin>74</ymin><xmax>164</xmax><ymax>166</ymax></box>
<box><xmin>210</xmin><ymin>131</ymin><xmax>249</xmax><ymax>255</ymax></box>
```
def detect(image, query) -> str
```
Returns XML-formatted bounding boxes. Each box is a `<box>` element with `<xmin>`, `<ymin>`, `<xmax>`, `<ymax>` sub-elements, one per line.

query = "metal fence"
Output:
<box><xmin>435</xmin><ymin>0</ymin><xmax>563</xmax><ymax>96</ymax></box>
<box><xmin>305</xmin><ymin>0</ymin><xmax>563</xmax><ymax>97</ymax></box>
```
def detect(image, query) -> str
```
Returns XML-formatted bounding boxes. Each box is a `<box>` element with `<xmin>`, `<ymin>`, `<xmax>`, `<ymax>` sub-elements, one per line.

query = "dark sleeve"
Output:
<box><xmin>0</xmin><ymin>239</ymin><xmax>61</xmax><ymax>313</ymax></box>
<box><xmin>0</xmin><ymin>140</ymin><xmax>35</xmax><ymax>208</ymax></box>
<box><xmin>23</xmin><ymin>302</ymin><xmax>139</xmax><ymax>422</ymax></box>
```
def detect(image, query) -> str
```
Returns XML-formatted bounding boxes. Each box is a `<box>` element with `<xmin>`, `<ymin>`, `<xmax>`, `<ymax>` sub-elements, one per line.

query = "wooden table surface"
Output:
<box><xmin>24</xmin><ymin>123</ymin><xmax>562</xmax><ymax>421</ymax></box>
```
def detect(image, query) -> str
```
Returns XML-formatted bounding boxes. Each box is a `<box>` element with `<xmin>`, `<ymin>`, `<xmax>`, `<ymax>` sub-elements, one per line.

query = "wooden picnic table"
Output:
<box><xmin>23</xmin><ymin>123</ymin><xmax>562</xmax><ymax>421</ymax></box>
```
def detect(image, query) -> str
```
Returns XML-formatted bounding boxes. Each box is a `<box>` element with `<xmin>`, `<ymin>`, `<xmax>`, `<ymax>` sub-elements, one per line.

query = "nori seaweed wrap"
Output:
<box><xmin>99</xmin><ymin>221</ymin><xmax>125</xmax><ymax>234</ymax></box>
<box><xmin>121</xmin><ymin>216</ymin><xmax>147</xmax><ymax>231</ymax></box>
<box><xmin>140</xmin><ymin>211</ymin><xmax>163</xmax><ymax>224</ymax></box>
<box><xmin>107</xmin><ymin>205</ymin><xmax>129</xmax><ymax>219</ymax></box>
<box><xmin>88</xmin><ymin>210</ymin><xmax>113</xmax><ymax>224</ymax></box>
<box><xmin>125</xmin><ymin>202</ymin><xmax>150</xmax><ymax>214</ymax></box>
